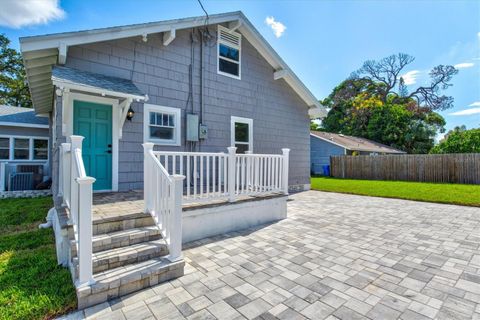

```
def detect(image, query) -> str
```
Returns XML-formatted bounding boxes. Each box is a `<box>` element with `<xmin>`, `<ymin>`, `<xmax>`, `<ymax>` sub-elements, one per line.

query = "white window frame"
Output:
<box><xmin>0</xmin><ymin>136</ymin><xmax>10</xmax><ymax>160</ymax></box>
<box><xmin>217</xmin><ymin>25</ymin><xmax>242</xmax><ymax>80</ymax></box>
<box><xmin>231</xmin><ymin>116</ymin><xmax>253</xmax><ymax>152</ymax></box>
<box><xmin>0</xmin><ymin>135</ymin><xmax>49</xmax><ymax>162</ymax></box>
<box><xmin>143</xmin><ymin>104</ymin><xmax>181</xmax><ymax>146</ymax></box>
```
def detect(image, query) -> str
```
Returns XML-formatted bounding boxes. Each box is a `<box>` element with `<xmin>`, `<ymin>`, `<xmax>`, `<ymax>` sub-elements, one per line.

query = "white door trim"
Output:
<box><xmin>231</xmin><ymin>116</ymin><xmax>253</xmax><ymax>152</ymax></box>
<box><xmin>66</xmin><ymin>92</ymin><xmax>119</xmax><ymax>192</ymax></box>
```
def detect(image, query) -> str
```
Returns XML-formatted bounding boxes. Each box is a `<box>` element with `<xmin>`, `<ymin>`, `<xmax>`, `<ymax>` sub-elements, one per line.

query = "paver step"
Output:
<box><xmin>92</xmin><ymin>212</ymin><xmax>155</xmax><ymax>235</ymax></box>
<box><xmin>92</xmin><ymin>239</ymin><xmax>169</xmax><ymax>274</ymax></box>
<box><xmin>92</xmin><ymin>226</ymin><xmax>162</xmax><ymax>253</ymax></box>
<box><xmin>76</xmin><ymin>257</ymin><xmax>185</xmax><ymax>309</ymax></box>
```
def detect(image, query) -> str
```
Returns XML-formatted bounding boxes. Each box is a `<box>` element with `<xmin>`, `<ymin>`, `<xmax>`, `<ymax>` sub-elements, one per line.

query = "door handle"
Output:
<box><xmin>106</xmin><ymin>150</ymin><xmax>112</xmax><ymax>154</ymax></box>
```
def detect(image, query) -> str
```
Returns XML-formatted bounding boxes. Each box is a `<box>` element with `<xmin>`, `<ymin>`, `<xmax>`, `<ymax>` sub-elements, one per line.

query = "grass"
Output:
<box><xmin>311</xmin><ymin>177</ymin><xmax>480</xmax><ymax>207</ymax></box>
<box><xmin>0</xmin><ymin>197</ymin><xmax>76</xmax><ymax>320</ymax></box>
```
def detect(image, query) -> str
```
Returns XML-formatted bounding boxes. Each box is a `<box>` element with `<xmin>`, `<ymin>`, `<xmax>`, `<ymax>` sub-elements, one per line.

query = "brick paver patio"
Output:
<box><xmin>62</xmin><ymin>190</ymin><xmax>480</xmax><ymax>320</ymax></box>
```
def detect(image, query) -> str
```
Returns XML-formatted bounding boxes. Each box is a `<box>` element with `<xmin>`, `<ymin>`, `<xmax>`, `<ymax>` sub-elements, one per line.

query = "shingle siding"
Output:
<box><xmin>310</xmin><ymin>135</ymin><xmax>345</xmax><ymax>174</ymax></box>
<box><xmin>56</xmin><ymin>25</ymin><xmax>310</xmax><ymax>191</ymax></box>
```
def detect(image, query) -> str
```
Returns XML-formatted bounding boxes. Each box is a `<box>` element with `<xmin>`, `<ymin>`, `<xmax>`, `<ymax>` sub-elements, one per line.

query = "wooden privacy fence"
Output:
<box><xmin>330</xmin><ymin>153</ymin><xmax>480</xmax><ymax>184</ymax></box>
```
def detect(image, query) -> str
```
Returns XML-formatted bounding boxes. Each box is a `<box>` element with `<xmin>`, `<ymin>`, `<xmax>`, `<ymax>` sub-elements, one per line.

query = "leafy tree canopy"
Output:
<box><xmin>320</xmin><ymin>53</ymin><xmax>457</xmax><ymax>154</ymax></box>
<box><xmin>430</xmin><ymin>128</ymin><xmax>480</xmax><ymax>154</ymax></box>
<box><xmin>0</xmin><ymin>34</ymin><xmax>31</xmax><ymax>108</ymax></box>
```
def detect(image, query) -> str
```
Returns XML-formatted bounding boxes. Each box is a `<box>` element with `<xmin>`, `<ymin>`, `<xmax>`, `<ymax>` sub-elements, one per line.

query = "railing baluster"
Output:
<box><xmin>212</xmin><ymin>155</ymin><xmax>216</xmax><ymax>196</ymax></box>
<box><xmin>193</xmin><ymin>155</ymin><xmax>197</xmax><ymax>198</ymax></box>
<box><xmin>206</xmin><ymin>155</ymin><xmax>210</xmax><ymax>198</ymax></box>
<box><xmin>186</xmin><ymin>155</ymin><xmax>190</xmax><ymax>199</ymax></box>
<box><xmin>200</xmin><ymin>155</ymin><xmax>204</xmax><ymax>198</ymax></box>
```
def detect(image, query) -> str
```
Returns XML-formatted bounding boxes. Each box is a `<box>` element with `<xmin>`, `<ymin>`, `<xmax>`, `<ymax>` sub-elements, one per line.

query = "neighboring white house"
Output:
<box><xmin>0</xmin><ymin>105</ymin><xmax>50</xmax><ymax>191</ymax></box>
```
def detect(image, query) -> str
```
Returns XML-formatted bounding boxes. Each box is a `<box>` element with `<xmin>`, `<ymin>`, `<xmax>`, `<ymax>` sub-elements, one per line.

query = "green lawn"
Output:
<box><xmin>0</xmin><ymin>197</ymin><xmax>76</xmax><ymax>320</ymax></box>
<box><xmin>311</xmin><ymin>177</ymin><xmax>480</xmax><ymax>207</ymax></box>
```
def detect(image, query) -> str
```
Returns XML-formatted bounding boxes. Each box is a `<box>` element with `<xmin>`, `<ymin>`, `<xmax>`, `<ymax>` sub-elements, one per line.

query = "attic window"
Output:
<box><xmin>217</xmin><ymin>25</ymin><xmax>241</xmax><ymax>79</ymax></box>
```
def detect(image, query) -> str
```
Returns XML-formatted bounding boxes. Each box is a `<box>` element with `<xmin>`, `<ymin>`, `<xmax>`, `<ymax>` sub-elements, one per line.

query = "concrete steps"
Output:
<box><xmin>70</xmin><ymin>212</ymin><xmax>184</xmax><ymax>309</ymax></box>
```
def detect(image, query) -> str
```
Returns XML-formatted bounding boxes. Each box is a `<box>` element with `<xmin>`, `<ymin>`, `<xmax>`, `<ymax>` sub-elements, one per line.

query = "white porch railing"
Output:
<box><xmin>151</xmin><ymin>147</ymin><xmax>290</xmax><ymax>203</ymax></box>
<box><xmin>59</xmin><ymin>136</ymin><xmax>95</xmax><ymax>286</ymax></box>
<box><xmin>143</xmin><ymin>143</ymin><xmax>184</xmax><ymax>261</ymax></box>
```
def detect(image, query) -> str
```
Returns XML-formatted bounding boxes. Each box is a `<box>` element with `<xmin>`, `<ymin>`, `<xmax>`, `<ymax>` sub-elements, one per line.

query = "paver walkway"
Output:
<box><xmin>62</xmin><ymin>191</ymin><xmax>480</xmax><ymax>320</ymax></box>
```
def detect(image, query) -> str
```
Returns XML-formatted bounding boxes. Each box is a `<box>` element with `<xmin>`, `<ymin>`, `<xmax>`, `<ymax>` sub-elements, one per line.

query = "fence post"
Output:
<box><xmin>282</xmin><ymin>148</ymin><xmax>290</xmax><ymax>195</ymax></box>
<box><xmin>168</xmin><ymin>174</ymin><xmax>185</xmax><ymax>261</ymax></box>
<box><xmin>69</xmin><ymin>136</ymin><xmax>83</xmax><ymax>224</ymax></box>
<box><xmin>76</xmin><ymin>176</ymin><xmax>96</xmax><ymax>287</ymax></box>
<box><xmin>143</xmin><ymin>143</ymin><xmax>154</xmax><ymax>213</ymax></box>
<box><xmin>227</xmin><ymin>147</ymin><xmax>237</xmax><ymax>202</ymax></box>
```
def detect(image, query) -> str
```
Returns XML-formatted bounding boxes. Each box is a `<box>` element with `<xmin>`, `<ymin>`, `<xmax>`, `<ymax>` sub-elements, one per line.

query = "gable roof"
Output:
<box><xmin>20</xmin><ymin>11</ymin><xmax>326</xmax><ymax>117</ymax></box>
<box><xmin>310</xmin><ymin>131</ymin><xmax>406</xmax><ymax>154</ymax></box>
<box><xmin>0</xmin><ymin>105</ymin><xmax>49</xmax><ymax>128</ymax></box>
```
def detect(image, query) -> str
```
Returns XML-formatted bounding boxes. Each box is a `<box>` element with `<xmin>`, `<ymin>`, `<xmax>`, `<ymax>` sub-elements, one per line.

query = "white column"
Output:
<box><xmin>282</xmin><ymin>148</ymin><xmax>290</xmax><ymax>195</ymax></box>
<box><xmin>142</xmin><ymin>143</ymin><xmax>154</xmax><ymax>213</ymax></box>
<box><xmin>168</xmin><ymin>174</ymin><xmax>185</xmax><ymax>262</ymax></box>
<box><xmin>227</xmin><ymin>147</ymin><xmax>237</xmax><ymax>202</ymax></box>
<box><xmin>69</xmin><ymin>136</ymin><xmax>84</xmax><ymax>225</ymax></box>
<box><xmin>76</xmin><ymin>176</ymin><xmax>96</xmax><ymax>287</ymax></box>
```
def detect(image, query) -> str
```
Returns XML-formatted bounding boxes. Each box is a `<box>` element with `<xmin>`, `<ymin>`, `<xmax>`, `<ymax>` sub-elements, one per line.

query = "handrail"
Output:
<box><xmin>143</xmin><ymin>143</ymin><xmax>184</xmax><ymax>261</ymax></box>
<box><xmin>59</xmin><ymin>135</ymin><xmax>95</xmax><ymax>287</ymax></box>
<box><xmin>152</xmin><ymin>147</ymin><xmax>290</xmax><ymax>203</ymax></box>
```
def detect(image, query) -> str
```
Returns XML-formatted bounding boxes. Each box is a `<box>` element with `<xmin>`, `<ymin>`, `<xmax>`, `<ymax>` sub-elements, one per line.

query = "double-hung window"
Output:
<box><xmin>231</xmin><ymin>116</ymin><xmax>253</xmax><ymax>154</ymax></box>
<box><xmin>33</xmin><ymin>139</ymin><xmax>48</xmax><ymax>160</ymax></box>
<box><xmin>14</xmin><ymin>138</ymin><xmax>30</xmax><ymax>160</ymax></box>
<box><xmin>143</xmin><ymin>104</ymin><xmax>181</xmax><ymax>146</ymax></box>
<box><xmin>217</xmin><ymin>25</ymin><xmax>241</xmax><ymax>79</ymax></box>
<box><xmin>0</xmin><ymin>138</ymin><xmax>9</xmax><ymax>160</ymax></box>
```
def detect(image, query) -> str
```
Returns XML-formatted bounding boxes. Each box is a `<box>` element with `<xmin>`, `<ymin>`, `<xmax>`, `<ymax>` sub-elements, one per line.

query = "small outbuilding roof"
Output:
<box><xmin>52</xmin><ymin>66</ymin><xmax>145</xmax><ymax>98</ymax></box>
<box><xmin>0</xmin><ymin>105</ymin><xmax>49</xmax><ymax>127</ymax></box>
<box><xmin>310</xmin><ymin>131</ymin><xmax>406</xmax><ymax>154</ymax></box>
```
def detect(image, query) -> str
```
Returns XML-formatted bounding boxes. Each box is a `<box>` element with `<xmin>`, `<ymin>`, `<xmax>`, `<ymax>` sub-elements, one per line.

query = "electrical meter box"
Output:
<box><xmin>199</xmin><ymin>124</ymin><xmax>208</xmax><ymax>139</ymax></box>
<box><xmin>186</xmin><ymin>113</ymin><xmax>199</xmax><ymax>142</ymax></box>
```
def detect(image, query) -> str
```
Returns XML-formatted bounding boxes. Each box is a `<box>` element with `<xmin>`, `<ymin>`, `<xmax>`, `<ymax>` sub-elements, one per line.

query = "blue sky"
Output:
<box><xmin>1</xmin><ymin>0</ymin><xmax>479</xmax><ymax>135</ymax></box>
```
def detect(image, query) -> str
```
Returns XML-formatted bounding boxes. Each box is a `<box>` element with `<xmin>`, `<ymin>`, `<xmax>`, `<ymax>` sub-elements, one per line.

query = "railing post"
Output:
<box><xmin>168</xmin><ymin>174</ymin><xmax>185</xmax><ymax>262</ymax></box>
<box><xmin>227</xmin><ymin>147</ymin><xmax>237</xmax><ymax>202</ymax></box>
<box><xmin>60</xmin><ymin>143</ymin><xmax>71</xmax><ymax>207</ymax></box>
<box><xmin>76</xmin><ymin>176</ymin><xmax>96</xmax><ymax>287</ymax></box>
<box><xmin>69</xmin><ymin>136</ymin><xmax>84</xmax><ymax>224</ymax></box>
<box><xmin>282</xmin><ymin>148</ymin><xmax>290</xmax><ymax>195</ymax></box>
<box><xmin>143</xmin><ymin>143</ymin><xmax>154</xmax><ymax>213</ymax></box>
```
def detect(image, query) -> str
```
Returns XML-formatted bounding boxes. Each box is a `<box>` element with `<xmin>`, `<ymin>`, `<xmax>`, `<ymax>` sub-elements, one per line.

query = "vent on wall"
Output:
<box><xmin>219</xmin><ymin>27</ymin><xmax>241</xmax><ymax>47</ymax></box>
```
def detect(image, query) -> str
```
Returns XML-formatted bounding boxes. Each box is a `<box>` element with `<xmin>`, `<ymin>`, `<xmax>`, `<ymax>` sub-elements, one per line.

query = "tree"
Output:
<box><xmin>0</xmin><ymin>34</ymin><xmax>31</xmax><ymax>108</ymax></box>
<box><xmin>351</xmin><ymin>53</ymin><xmax>458</xmax><ymax>111</ymax></box>
<box><xmin>430</xmin><ymin>128</ymin><xmax>480</xmax><ymax>154</ymax></box>
<box><xmin>320</xmin><ymin>53</ymin><xmax>456</xmax><ymax>153</ymax></box>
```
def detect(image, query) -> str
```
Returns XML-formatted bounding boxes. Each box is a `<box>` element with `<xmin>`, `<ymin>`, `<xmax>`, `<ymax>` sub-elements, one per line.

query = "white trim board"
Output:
<box><xmin>65</xmin><ymin>92</ymin><xmax>119</xmax><ymax>192</ymax></box>
<box><xmin>0</xmin><ymin>122</ymin><xmax>49</xmax><ymax>129</ymax></box>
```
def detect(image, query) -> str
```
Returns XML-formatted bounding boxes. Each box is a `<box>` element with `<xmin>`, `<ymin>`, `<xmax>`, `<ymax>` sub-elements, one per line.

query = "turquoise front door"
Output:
<box><xmin>73</xmin><ymin>100</ymin><xmax>113</xmax><ymax>191</ymax></box>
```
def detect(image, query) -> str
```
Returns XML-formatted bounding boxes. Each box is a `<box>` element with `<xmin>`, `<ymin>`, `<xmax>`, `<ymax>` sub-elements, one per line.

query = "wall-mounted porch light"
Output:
<box><xmin>126</xmin><ymin>107</ymin><xmax>135</xmax><ymax>121</ymax></box>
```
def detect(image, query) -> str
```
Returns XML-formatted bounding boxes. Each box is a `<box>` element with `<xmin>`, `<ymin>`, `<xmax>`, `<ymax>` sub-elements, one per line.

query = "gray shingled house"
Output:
<box><xmin>0</xmin><ymin>105</ymin><xmax>50</xmax><ymax>191</ymax></box>
<box><xmin>20</xmin><ymin>12</ymin><xmax>326</xmax><ymax>307</ymax></box>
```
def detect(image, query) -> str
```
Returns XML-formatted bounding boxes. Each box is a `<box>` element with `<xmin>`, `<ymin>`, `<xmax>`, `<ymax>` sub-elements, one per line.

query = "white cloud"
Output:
<box><xmin>401</xmin><ymin>70</ymin><xmax>420</xmax><ymax>85</ymax></box>
<box><xmin>0</xmin><ymin>0</ymin><xmax>65</xmax><ymax>28</ymax></box>
<box><xmin>449</xmin><ymin>107</ymin><xmax>480</xmax><ymax>116</ymax></box>
<box><xmin>454</xmin><ymin>62</ymin><xmax>475</xmax><ymax>69</ymax></box>
<box><xmin>265</xmin><ymin>16</ymin><xmax>286</xmax><ymax>38</ymax></box>
<box><xmin>469</xmin><ymin>101</ymin><xmax>480</xmax><ymax>107</ymax></box>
